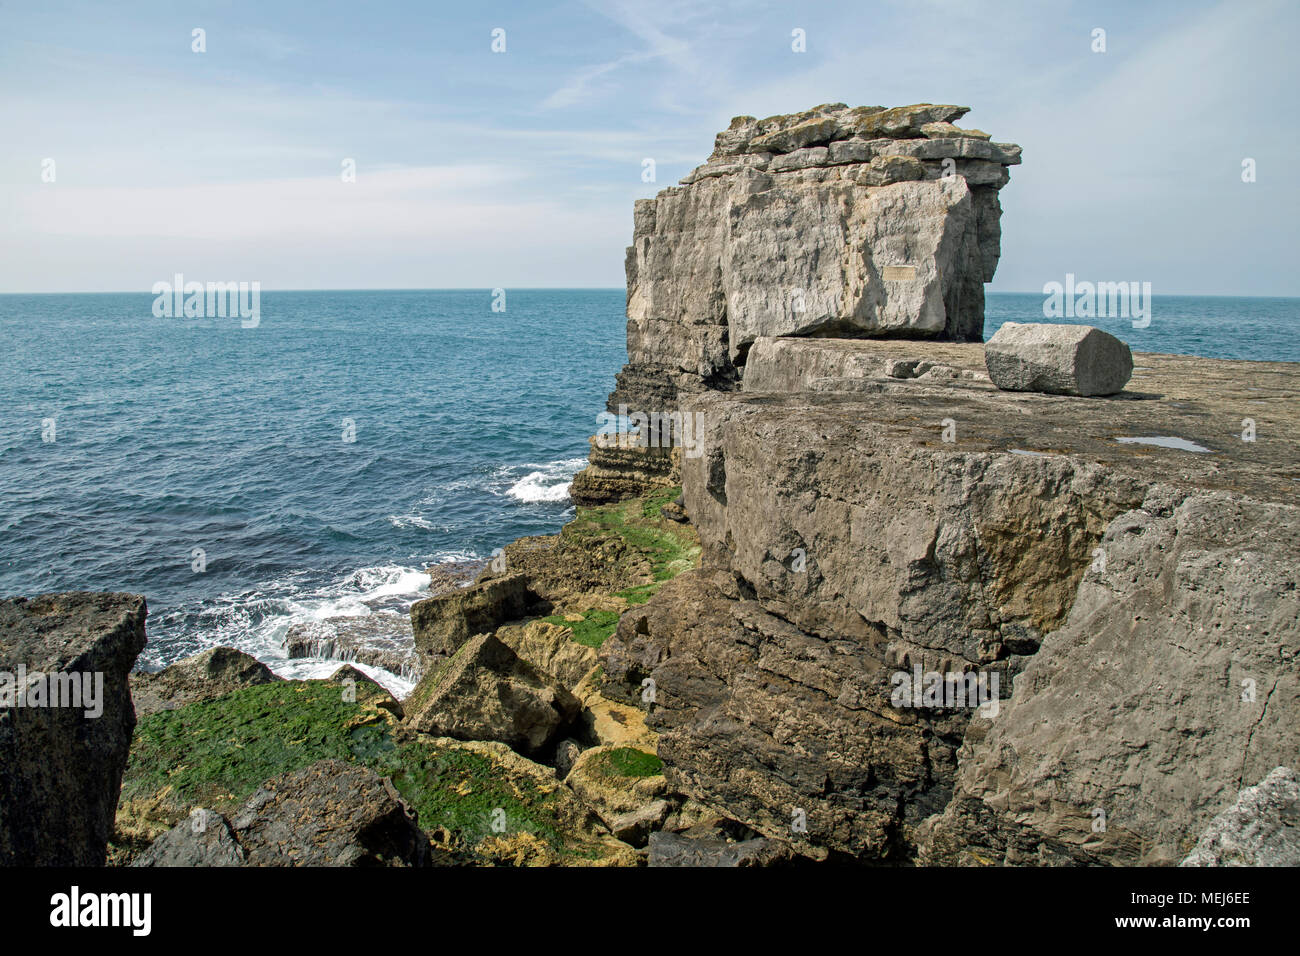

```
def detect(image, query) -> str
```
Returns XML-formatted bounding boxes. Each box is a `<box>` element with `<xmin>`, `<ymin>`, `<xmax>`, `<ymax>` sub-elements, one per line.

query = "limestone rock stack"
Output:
<box><xmin>610</xmin><ymin>103</ymin><xmax>1022</xmax><ymax>414</ymax></box>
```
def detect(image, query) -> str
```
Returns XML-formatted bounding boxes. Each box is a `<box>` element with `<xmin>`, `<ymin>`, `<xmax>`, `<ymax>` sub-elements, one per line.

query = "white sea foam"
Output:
<box><xmin>387</xmin><ymin>513</ymin><xmax>439</xmax><ymax>530</ymax></box>
<box><xmin>153</xmin><ymin>560</ymin><xmax>450</xmax><ymax>699</ymax></box>
<box><xmin>269</xmin><ymin>657</ymin><xmax>416</xmax><ymax>699</ymax></box>
<box><xmin>505</xmin><ymin>457</ymin><xmax>587</xmax><ymax>503</ymax></box>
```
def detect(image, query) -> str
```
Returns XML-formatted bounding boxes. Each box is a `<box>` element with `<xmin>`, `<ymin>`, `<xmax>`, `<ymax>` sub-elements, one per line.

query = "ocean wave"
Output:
<box><xmin>505</xmin><ymin>457</ymin><xmax>587</xmax><ymax>503</ymax></box>
<box><xmin>144</xmin><ymin>560</ymin><xmax>444</xmax><ymax>698</ymax></box>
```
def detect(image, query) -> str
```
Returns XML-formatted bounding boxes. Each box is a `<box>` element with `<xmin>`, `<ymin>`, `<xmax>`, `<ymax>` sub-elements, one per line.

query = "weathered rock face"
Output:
<box><xmin>601</xmin><ymin>341</ymin><xmax>1299</xmax><ymax>862</ymax></box>
<box><xmin>130</xmin><ymin>809</ymin><xmax>246</xmax><ymax>867</ymax></box>
<box><xmin>647</xmin><ymin>828</ymin><xmax>797</xmax><ymax>867</ymax></box>
<box><xmin>131</xmin><ymin>645</ymin><xmax>280</xmax><ymax>717</ymax></box>
<box><xmin>609</xmin><ymin>102</ymin><xmax>1020</xmax><ymax>414</ymax></box>
<box><xmin>918</xmin><ymin>492</ymin><xmax>1300</xmax><ymax>865</ymax></box>
<box><xmin>985</xmin><ymin>322</ymin><xmax>1133</xmax><ymax>396</ymax></box>
<box><xmin>233</xmin><ymin>760</ymin><xmax>434</xmax><ymax>866</ymax></box>
<box><xmin>403</xmin><ymin>634</ymin><xmax>580</xmax><ymax>754</ymax></box>
<box><xmin>1181</xmin><ymin>767</ymin><xmax>1300</xmax><ymax>867</ymax></box>
<box><xmin>564</xmin><ymin>744</ymin><xmax>668</xmax><ymax>829</ymax></box>
<box><xmin>495</xmin><ymin>619</ymin><xmax>597</xmax><ymax>691</ymax></box>
<box><xmin>0</xmin><ymin>592</ymin><xmax>147</xmax><ymax>866</ymax></box>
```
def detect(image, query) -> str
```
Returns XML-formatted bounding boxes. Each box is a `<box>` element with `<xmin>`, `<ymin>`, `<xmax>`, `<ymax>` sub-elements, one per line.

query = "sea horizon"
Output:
<box><xmin>3</xmin><ymin>286</ymin><xmax>1297</xmax><ymax>697</ymax></box>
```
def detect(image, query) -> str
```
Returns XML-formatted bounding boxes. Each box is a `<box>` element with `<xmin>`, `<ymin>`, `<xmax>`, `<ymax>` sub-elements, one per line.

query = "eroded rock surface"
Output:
<box><xmin>918</xmin><ymin>492</ymin><xmax>1299</xmax><ymax>865</ymax></box>
<box><xmin>410</xmin><ymin>573</ymin><xmax>537</xmax><ymax>661</ymax></box>
<box><xmin>403</xmin><ymin>634</ymin><xmax>580</xmax><ymax>754</ymax></box>
<box><xmin>1181</xmin><ymin>767</ymin><xmax>1300</xmax><ymax>867</ymax></box>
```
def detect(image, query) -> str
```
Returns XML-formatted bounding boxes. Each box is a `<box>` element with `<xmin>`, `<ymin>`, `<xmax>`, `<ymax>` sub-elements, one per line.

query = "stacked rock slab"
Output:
<box><xmin>0</xmin><ymin>592</ymin><xmax>147</xmax><ymax>865</ymax></box>
<box><xmin>609</xmin><ymin>102</ymin><xmax>1022</xmax><ymax>414</ymax></box>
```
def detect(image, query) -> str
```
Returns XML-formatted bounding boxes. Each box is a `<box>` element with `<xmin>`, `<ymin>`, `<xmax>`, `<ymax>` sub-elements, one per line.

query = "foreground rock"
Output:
<box><xmin>1181</xmin><ymin>767</ymin><xmax>1300</xmax><ymax>867</ymax></box>
<box><xmin>1</xmin><ymin>592</ymin><xmax>147</xmax><ymax>866</ymax></box>
<box><xmin>495</xmin><ymin>619</ymin><xmax>597</xmax><ymax>691</ymax></box>
<box><xmin>134</xmin><ymin>760</ymin><xmax>436</xmax><ymax>866</ymax></box>
<box><xmin>918</xmin><ymin>491</ymin><xmax>1300</xmax><ymax>865</ymax></box>
<box><xmin>229</xmin><ymin>760</ymin><xmax>434</xmax><ymax>866</ymax></box>
<box><xmin>116</xmin><ymin>674</ymin><xmax>634</xmax><ymax>865</ymax></box>
<box><xmin>130</xmin><ymin>645</ymin><xmax>279</xmax><ymax>716</ymax></box>
<box><xmin>985</xmin><ymin>321</ymin><xmax>1133</xmax><ymax>396</ymax></box>
<box><xmin>403</xmin><ymin>634</ymin><xmax>580</xmax><ymax>754</ymax></box>
<box><xmin>648</xmin><ymin>828</ymin><xmax>797</xmax><ymax>867</ymax></box>
<box><xmin>410</xmin><ymin>573</ymin><xmax>536</xmax><ymax>661</ymax></box>
<box><xmin>129</xmin><ymin>809</ymin><xmax>246</xmax><ymax>866</ymax></box>
<box><xmin>600</xmin><ymin>341</ymin><xmax>1297</xmax><ymax>862</ymax></box>
<box><xmin>564</xmin><ymin>744</ymin><xmax>668</xmax><ymax>828</ymax></box>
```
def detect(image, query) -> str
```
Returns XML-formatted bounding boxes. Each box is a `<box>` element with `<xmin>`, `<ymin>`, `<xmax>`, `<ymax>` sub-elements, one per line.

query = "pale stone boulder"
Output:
<box><xmin>985</xmin><ymin>321</ymin><xmax>1133</xmax><ymax>395</ymax></box>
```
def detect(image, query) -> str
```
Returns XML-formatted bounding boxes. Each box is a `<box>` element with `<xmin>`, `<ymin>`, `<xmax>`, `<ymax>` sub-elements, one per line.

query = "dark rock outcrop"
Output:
<box><xmin>0</xmin><ymin>592</ymin><xmax>147</xmax><ymax>866</ymax></box>
<box><xmin>135</xmin><ymin>760</ymin><xmax>437</xmax><ymax>867</ymax></box>
<box><xmin>129</xmin><ymin>809</ymin><xmax>246</xmax><ymax>867</ymax></box>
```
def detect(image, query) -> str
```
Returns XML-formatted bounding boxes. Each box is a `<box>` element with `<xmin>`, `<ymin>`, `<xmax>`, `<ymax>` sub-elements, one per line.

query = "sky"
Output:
<box><xmin>1</xmin><ymin>0</ymin><xmax>1296</xmax><ymax>295</ymax></box>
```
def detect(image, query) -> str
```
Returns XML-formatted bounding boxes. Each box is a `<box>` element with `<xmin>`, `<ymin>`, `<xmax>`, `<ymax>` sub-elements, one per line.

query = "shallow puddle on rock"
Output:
<box><xmin>1115</xmin><ymin>436</ymin><xmax>1210</xmax><ymax>453</ymax></box>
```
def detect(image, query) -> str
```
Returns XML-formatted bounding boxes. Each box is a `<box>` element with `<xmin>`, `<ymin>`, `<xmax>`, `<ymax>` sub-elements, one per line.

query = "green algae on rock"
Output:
<box><xmin>113</xmin><ymin>673</ymin><xmax>630</xmax><ymax>866</ymax></box>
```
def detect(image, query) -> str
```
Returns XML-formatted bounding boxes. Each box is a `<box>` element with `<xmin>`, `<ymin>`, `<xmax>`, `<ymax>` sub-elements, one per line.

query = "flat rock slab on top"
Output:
<box><xmin>985</xmin><ymin>321</ymin><xmax>1133</xmax><ymax>396</ymax></box>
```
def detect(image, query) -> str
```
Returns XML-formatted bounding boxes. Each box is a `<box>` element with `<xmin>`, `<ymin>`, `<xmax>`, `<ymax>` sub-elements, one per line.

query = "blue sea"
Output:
<box><xmin>1</xmin><ymin>291</ymin><xmax>1296</xmax><ymax>686</ymax></box>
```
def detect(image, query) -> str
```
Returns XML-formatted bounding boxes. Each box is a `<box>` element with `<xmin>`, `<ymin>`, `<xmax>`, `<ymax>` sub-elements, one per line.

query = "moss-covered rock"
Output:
<box><xmin>113</xmin><ymin>674</ymin><xmax>630</xmax><ymax>866</ymax></box>
<box><xmin>565</xmin><ymin>744</ymin><xmax>669</xmax><ymax>828</ymax></box>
